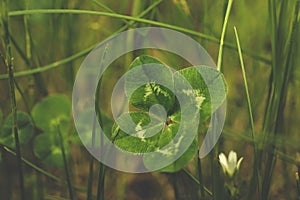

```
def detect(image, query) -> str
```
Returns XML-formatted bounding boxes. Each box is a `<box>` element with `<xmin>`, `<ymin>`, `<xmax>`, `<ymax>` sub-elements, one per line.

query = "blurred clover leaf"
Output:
<box><xmin>32</xmin><ymin>95</ymin><xmax>71</xmax><ymax>133</ymax></box>
<box><xmin>111</xmin><ymin>55</ymin><xmax>227</xmax><ymax>172</ymax></box>
<box><xmin>33</xmin><ymin>132</ymin><xmax>68</xmax><ymax>168</ymax></box>
<box><xmin>0</xmin><ymin>111</ymin><xmax>34</xmax><ymax>149</ymax></box>
<box><xmin>32</xmin><ymin>94</ymin><xmax>71</xmax><ymax>167</ymax></box>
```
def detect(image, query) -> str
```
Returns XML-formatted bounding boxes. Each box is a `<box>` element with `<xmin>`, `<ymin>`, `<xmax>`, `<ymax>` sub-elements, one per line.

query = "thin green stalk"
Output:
<box><xmin>0</xmin><ymin>0</ymin><xmax>164</xmax><ymax>81</ymax></box>
<box><xmin>87</xmin><ymin>116</ymin><xmax>97</xmax><ymax>200</ymax></box>
<box><xmin>23</xmin><ymin>0</ymin><xmax>48</xmax><ymax>97</ymax></box>
<box><xmin>0</xmin><ymin>43</ymin><xmax>94</xmax><ymax>80</ymax></box>
<box><xmin>95</xmin><ymin>43</ymin><xmax>109</xmax><ymax>200</ymax></box>
<box><xmin>222</xmin><ymin>129</ymin><xmax>300</xmax><ymax>166</ymax></box>
<box><xmin>8</xmin><ymin>9</ymin><xmax>216</xmax><ymax>41</ymax></box>
<box><xmin>182</xmin><ymin>168</ymin><xmax>213</xmax><ymax>197</ymax></box>
<box><xmin>23</xmin><ymin>0</ymin><xmax>31</xmax><ymax>62</ymax></box>
<box><xmin>297</xmin><ymin>168</ymin><xmax>300</xmax><ymax>199</ymax></box>
<box><xmin>0</xmin><ymin>1</ymin><xmax>25</xmax><ymax>199</ymax></box>
<box><xmin>1</xmin><ymin>145</ymin><xmax>91</xmax><ymax>194</ymax></box>
<box><xmin>7</xmin><ymin>9</ymin><xmax>271</xmax><ymax>64</ymax></box>
<box><xmin>217</xmin><ymin>0</ymin><xmax>233</xmax><ymax>71</ymax></box>
<box><xmin>57</xmin><ymin>125</ymin><xmax>74</xmax><ymax>200</ymax></box>
<box><xmin>92</xmin><ymin>0</ymin><xmax>130</xmax><ymax>26</ymax></box>
<box><xmin>261</xmin><ymin>1</ymin><xmax>299</xmax><ymax>199</ymax></box>
<box><xmin>202</xmin><ymin>0</ymin><xmax>208</xmax><ymax>47</ymax></box>
<box><xmin>210</xmin><ymin>1</ymin><xmax>233</xmax><ymax>199</ymax></box>
<box><xmin>88</xmin><ymin>3</ymin><xmax>163</xmax><ymax>198</ymax></box>
<box><xmin>124</xmin><ymin>0</ymin><xmax>145</xmax><ymax>86</ymax></box>
<box><xmin>197</xmin><ymin>153</ymin><xmax>205</xmax><ymax>199</ymax></box>
<box><xmin>171</xmin><ymin>174</ymin><xmax>180</xmax><ymax>200</ymax></box>
<box><xmin>13</xmin><ymin>79</ymin><xmax>34</xmax><ymax>122</ymax></box>
<box><xmin>131</xmin><ymin>0</ymin><xmax>144</xmax><ymax>18</ymax></box>
<box><xmin>211</xmin><ymin>145</ymin><xmax>222</xmax><ymax>200</ymax></box>
<box><xmin>63</xmin><ymin>0</ymin><xmax>76</xmax><ymax>89</ymax></box>
<box><xmin>9</xmin><ymin>33</ymin><xmax>30</xmax><ymax>65</ymax></box>
<box><xmin>233</xmin><ymin>26</ymin><xmax>261</xmax><ymax>199</ymax></box>
<box><xmin>87</xmin><ymin>158</ymin><xmax>94</xmax><ymax>200</ymax></box>
<box><xmin>96</xmin><ymin>164</ymin><xmax>106</xmax><ymax>200</ymax></box>
<box><xmin>2</xmin><ymin>145</ymin><xmax>65</xmax><ymax>183</ymax></box>
<box><xmin>223</xmin><ymin>128</ymin><xmax>300</xmax><ymax>166</ymax></box>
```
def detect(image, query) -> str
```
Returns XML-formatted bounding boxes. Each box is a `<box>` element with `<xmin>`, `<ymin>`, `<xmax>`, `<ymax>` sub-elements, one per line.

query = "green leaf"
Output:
<box><xmin>112</xmin><ymin>111</ymin><xmax>197</xmax><ymax>172</ymax></box>
<box><xmin>33</xmin><ymin>132</ymin><xmax>68</xmax><ymax>168</ymax></box>
<box><xmin>32</xmin><ymin>95</ymin><xmax>72</xmax><ymax>167</ymax></box>
<box><xmin>32</xmin><ymin>95</ymin><xmax>71</xmax><ymax>133</ymax></box>
<box><xmin>129</xmin><ymin>55</ymin><xmax>164</xmax><ymax>68</ymax></box>
<box><xmin>112</xmin><ymin>112</ymin><xmax>167</xmax><ymax>153</ymax></box>
<box><xmin>0</xmin><ymin>111</ymin><xmax>34</xmax><ymax>148</ymax></box>
<box><xmin>156</xmin><ymin>139</ymin><xmax>197</xmax><ymax>172</ymax></box>
<box><xmin>177</xmin><ymin>66</ymin><xmax>227</xmax><ymax>120</ymax></box>
<box><xmin>112</xmin><ymin>56</ymin><xmax>226</xmax><ymax>172</ymax></box>
<box><xmin>125</xmin><ymin>55</ymin><xmax>175</xmax><ymax>113</ymax></box>
<box><xmin>142</xmin><ymin>112</ymin><xmax>197</xmax><ymax>172</ymax></box>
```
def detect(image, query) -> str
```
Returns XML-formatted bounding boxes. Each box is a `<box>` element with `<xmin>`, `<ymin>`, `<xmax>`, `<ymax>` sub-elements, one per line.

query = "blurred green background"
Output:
<box><xmin>0</xmin><ymin>0</ymin><xmax>299</xmax><ymax>199</ymax></box>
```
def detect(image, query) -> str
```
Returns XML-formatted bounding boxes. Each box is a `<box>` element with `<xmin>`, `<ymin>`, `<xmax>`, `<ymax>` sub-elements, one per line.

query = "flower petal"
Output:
<box><xmin>219</xmin><ymin>153</ymin><xmax>228</xmax><ymax>173</ymax></box>
<box><xmin>228</xmin><ymin>150</ymin><xmax>237</xmax><ymax>165</ymax></box>
<box><xmin>227</xmin><ymin>151</ymin><xmax>237</xmax><ymax>176</ymax></box>
<box><xmin>237</xmin><ymin>157</ymin><xmax>244</xmax><ymax>170</ymax></box>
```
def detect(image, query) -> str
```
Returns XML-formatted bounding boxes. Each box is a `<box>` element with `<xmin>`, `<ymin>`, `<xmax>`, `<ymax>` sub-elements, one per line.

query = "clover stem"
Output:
<box><xmin>197</xmin><ymin>151</ymin><xmax>205</xmax><ymax>198</ymax></box>
<box><xmin>87</xmin><ymin>116</ymin><xmax>97</xmax><ymax>200</ymax></box>
<box><xmin>57</xmin><ymin>124</ymin><xmax>74</xmax><ymax>200</ymax></box>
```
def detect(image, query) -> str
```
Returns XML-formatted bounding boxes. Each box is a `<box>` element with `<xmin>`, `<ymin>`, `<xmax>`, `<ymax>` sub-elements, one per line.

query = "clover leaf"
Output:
<box><xmin>32</xmin><ymin>94</ymin><xmax>71</xmax><ymax>133</ymax></box>
<box><xmin>0</xmin><ymin>111</ymin><xmax>34</xmax><ymax>148</ymax></box>
<box><xmin>32</xmin><ymin>95</ymin><xmax>71</xmax><ymax>167</ymax></box>
<box><xmin>126</xmin><ymin>55</ymin><xmax>175</xmax><ymax>113</ymax></box>
<box><xmin>111</xmin><ymin>55</ymin><xmax>227</xmax><ymax>172</ymax></box>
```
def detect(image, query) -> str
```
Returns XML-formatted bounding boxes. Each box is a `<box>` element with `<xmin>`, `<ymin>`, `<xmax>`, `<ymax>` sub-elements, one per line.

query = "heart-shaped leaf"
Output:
<box><xmin>34</xmin><ymin>132</ymin><xmax>68</xmax><ymax>168</ymax></box>
<box><xmin>142</xmin><ymin>111</ymin><xmax>197</xmax><ymax>172</ymax></box>
<box><xmin>112</xmin><ymin>111</ymin><xmax>197</xmax><ymax>172</ymax></box>
<box><xmin>0</xmin><ymin>111</ymin><xmax>34</xmax><ymax>148</ymax></box>
<box><xmin>32</xmin><ymin>95</ymin><xmax>72</xmax><ymax>167</ymax></box>
<box><xmin>177</xmin><ymin>66</ymin><xmax>227</xmax><ymax>121</ymax></box>
<box><xmin>149</xmin><ymin>139</ymin><xmax>197</xmax><ymax>173</ymax></box>
<box><xmin>32</xmin><ymin>95</ymin><xmax>71</xmax><ymax>133</ymax></box>
<box><xmin>125</xmin><ymin>55</ymin><xmax>175</xmax><ymax>113</ymax></box>
<box><xmin>112</xmin><ymin>112</ymin><xmax>167</xmax><ymax>153</ymax></box>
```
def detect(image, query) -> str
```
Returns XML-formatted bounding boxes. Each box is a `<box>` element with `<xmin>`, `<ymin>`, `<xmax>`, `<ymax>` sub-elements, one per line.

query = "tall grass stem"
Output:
<box><xmin>57</xmin><ymin>125</ymin><xmax>74</xmax><ymax>200</ymax></box>
<box><xmin>0</xmin><ymin>0</ymin><xmax>25</xmax><ymax>199</ymax></box>
<box><xmin>234</xmin><ymin>26</ymin><xmax>261</xmax><ymax>199</ymax></box>
<box><xmin>217</xmin><ymin>0</ymin><xmax>233</xmax><ymax>71</ymax></box>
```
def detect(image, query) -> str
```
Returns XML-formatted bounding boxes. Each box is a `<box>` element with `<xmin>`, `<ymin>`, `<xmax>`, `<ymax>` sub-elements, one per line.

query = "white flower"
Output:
<box><xmin>219</xmin><ymin>150</ymin><xmax>243</xmax><ymax>177</ymax></box>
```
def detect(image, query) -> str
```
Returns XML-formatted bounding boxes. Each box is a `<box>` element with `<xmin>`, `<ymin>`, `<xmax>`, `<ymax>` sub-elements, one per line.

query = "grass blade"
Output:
<box><xmin>0</xmin><ymin>0</ymin><xmax>164</xmax><ymax>80</ymax></box>
<box><xmin>197</xmin><ymin>153</ymin><xmax>205</xmax><ymax>199</ymax></box>
<box><xmin>1</xmin><ymin>145</ymin><xmax>93</xmax><ymax>194</ymax></box>
<box><xmin>212</xmin><ymin>1</ymin><xmax>233</xmax><ymax>199</ymax></box>
<box><xmin>0</xmin><ymin>1</ymin><xmax>25</xmax><ymax>199</ymax></box>
<box><xmin>234</xmin><ymin>26</ymin><xmax>261</xmax><ymax>200</ymax></box>
<box><xmin>217</xmin><ymin>0</ymin><xmax>233</xmax><ymax>71</ymax></box>
<box><xmin>87</xmin><ymin>116</ymin><xmax>97</xmax><ymax>200</ymax></box>
<box><xmin>7</xmin><ymin>8</ymin><xmax>271</xmax><ymax>64</ymax></box>
<box><xmin>57</xmin><ymin>125</ymin><xmax>74</xmax><ymax>200</ymax></box>
<box><xmin>182</xmin><ymin>168</ymin><xmax>213</xmax><ymax>197</ymax></box>
<box><xmin>260</xmin><ymin>0</ymin><xmax>299</xmax><ymax>199</ymax></box>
